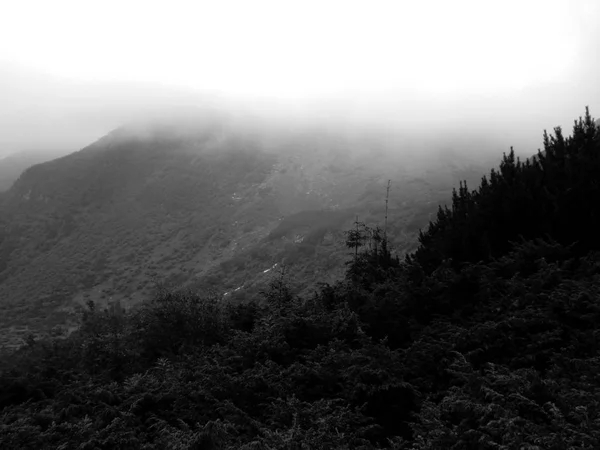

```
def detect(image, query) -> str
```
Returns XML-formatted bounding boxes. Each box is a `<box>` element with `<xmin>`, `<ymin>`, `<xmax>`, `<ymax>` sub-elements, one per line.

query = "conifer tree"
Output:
<box><xmin>410</xmin><ymin>107</ymin><xmax>600</xmax><ymax>274</ymax></box>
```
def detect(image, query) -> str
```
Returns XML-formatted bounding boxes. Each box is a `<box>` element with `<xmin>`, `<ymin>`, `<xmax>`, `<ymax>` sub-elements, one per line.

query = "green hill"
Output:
<box><xmin>0</xmin><ymin>117</ymin><xmax>489</xmax><ymax>348</ymax></box>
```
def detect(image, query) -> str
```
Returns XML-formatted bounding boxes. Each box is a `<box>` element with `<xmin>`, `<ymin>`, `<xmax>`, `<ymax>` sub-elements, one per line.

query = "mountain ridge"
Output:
<box><xmin>0</xmin><ymin>149</ymin><xmax>68</xmax><ymax>192</ymax></box>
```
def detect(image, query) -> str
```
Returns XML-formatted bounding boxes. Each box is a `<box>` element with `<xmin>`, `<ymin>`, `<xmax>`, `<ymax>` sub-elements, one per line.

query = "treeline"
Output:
<box><xmin>1</xmin><ymin>108</ymin><xmax>600</xmax><ymax>448</ymax></box>
<box><xmin>412</xmin><ymin>107</ymin><xmax>600</xmax><ymax>273</ymax></box>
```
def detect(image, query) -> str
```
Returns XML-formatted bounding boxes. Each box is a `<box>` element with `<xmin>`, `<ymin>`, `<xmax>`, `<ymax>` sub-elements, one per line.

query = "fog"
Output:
<box><xmin>1</xmin><ymin>0</ymin><xmax>599</xmax><ymax>160</ymax></box>
<box><xmin>0</xmin><ymin>62</ymin><xmax>218</xmax><ymax>155</ymax></box>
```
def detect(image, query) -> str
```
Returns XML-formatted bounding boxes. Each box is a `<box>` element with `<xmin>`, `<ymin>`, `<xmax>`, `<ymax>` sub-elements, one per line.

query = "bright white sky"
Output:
<box><xmin>1</xmin><ymin>0</ymin><xmax>597</xmax><ymax>101</ymax></box>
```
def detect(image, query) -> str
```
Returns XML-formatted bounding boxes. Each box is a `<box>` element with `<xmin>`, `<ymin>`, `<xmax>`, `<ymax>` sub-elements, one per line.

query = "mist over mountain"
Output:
<box><xmin>0</xmin><ymin>62</ymin><xmax>597</xmax><ymax>345</ymax></box>
<box><xmin>2</xmin><ymin>1</ymin><xmax>600</xmax><ymax>447</ymax></box>
<box><xmin>1</xmin><ymin>106</ymin><xmax>600</xmax><ymax>448</ymax></box>
<box><xmin>0</xmin><ymin>111</ymin><xmax>498</xmax><ymax>347</ymax></box>
<box><xmin>0</xmin><ymin>62</ymin><xmax>221</xmax><ymax>155</ymax></box>
<box><xmin>2</xmin><ymin>57</ymin><xmax>598</xmax><ymax>164</ymax></box>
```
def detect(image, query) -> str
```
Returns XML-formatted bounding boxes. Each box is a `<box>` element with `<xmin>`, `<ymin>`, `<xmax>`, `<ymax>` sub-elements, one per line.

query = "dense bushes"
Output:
<box><xmin>0</xmin><ymin>279</ymin><xmax>421</xmax><ymax>448</ymax></box>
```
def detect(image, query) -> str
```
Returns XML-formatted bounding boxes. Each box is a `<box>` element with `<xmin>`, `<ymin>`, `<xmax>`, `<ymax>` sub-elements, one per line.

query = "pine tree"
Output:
<box><xmin>410</xmin><ymin>107</ymin><xmax>600</xmax><ymax>273</ymax></box>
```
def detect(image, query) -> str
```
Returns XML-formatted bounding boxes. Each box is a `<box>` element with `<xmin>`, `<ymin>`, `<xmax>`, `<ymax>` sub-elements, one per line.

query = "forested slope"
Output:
<box><xmin>0</xmin><ymin>118</ymin><xmax>488</xmax><ymax>349</ymax></box>
<box><xmin>1</xmin><ymin>109</ymin><xmax>599</xmax><ymax>449</ymax></box>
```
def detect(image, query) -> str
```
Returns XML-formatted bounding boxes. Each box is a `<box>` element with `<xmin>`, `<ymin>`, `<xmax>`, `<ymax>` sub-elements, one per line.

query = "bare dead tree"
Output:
<box><xmin>384</xmin><ymin>179</ymin><xmax>391</xmax><ymax>239</ymax></box>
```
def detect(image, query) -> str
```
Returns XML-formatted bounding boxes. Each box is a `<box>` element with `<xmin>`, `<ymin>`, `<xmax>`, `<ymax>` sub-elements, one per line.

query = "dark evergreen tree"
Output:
<box><xmin>411</xmin><ymin>107</ymin><xmax>600</xmax><ymax>274</ymax></box>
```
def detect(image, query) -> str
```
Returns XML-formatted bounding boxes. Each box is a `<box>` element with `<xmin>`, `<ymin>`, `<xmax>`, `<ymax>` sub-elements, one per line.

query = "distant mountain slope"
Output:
<box><xmin>0</xmin><ymin>124</ymin><xmax>276</xmax><ymax>336</ymax></box>
<box><xmin>0</xmin><ymin>117</ymin><xmax>490</xmax><ymax>347</ymax></box>
<box><xmin>0</xmin><ymin>150</ymin><xmax>68</xmax><ymax>191</ymax></box>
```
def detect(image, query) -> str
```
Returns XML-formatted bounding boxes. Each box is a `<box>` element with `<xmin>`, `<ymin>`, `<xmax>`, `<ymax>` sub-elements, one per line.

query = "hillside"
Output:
<box><xmin>0</xmin><ymin>116</ymin><xmax>490</xmax><ymax>348</ymax></box>
<box><xmin>0</xmin><ymin>108</ymin><xmax>599</xmax><ymax>449</ymax></box>
<box><xmin>0</xmin><ymin>120</ymin><xmax>279</xmax><ymax>345</ymax></box>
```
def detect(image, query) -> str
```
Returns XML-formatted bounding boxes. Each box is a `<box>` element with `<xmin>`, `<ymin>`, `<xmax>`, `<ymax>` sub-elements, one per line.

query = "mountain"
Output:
<box><xmin>0</xmin><ymin>113</ymin><xmax>490</xmax><ymax>348</ymax></box>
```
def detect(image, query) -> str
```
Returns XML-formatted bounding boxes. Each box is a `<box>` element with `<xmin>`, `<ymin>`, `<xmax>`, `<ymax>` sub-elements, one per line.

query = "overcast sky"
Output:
<box><xmin>1</xmin><ymin>0</ymin><xmax>599</xmax><ymax>154</ymax></box>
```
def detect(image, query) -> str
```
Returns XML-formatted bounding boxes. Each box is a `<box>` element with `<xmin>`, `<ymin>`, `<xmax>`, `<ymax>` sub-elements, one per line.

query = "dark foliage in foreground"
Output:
<box><xmin>1</xmin><ymin>109</ymin><xmax>600</xmax><ymax>448</ymax></box>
